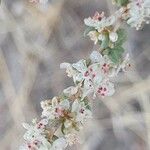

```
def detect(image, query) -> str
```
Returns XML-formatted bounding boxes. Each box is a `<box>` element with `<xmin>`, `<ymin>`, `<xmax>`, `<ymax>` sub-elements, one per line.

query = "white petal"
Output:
<box><xmin>72</xmin><ymin>100</ymin><xmax>79</xmax><ymax>112</ymax></box>
<box><xmin>74</xmin><ymin>73</ymin><xmax>84</xmax><ymax>82</ymax></box>
<box><xmin>52</xmin><ymin>138</ymin><xmax>67</xmax><ymax>150</ymax></box>
<box><xmin>72</xmin><ymin>59</ymin><xmax>87</xmax><ymax>73</ymax></box>
<box><xmin>93</xmin><ymin>75</ymin><xmax>102</xmax><ymax>86</ymax></box>
<box><xmin>40</xmin><ymin>119</ymin><xmax>48</xmax><ymax>125</ymax></box>
<box><xmin>52</xmin><ymin>97</ymin><xmax>59</xmax><ymax>107</ymax></box>
<box><xmin>60</xmin><ymin>62</ymin><xmax>71</xmax><ymax>69</ymax></box>
<box><xmin>22</xmin><ymin>123</ymin><xmax>31</xmax><ymax>130</ymax></box>
<box><xmin>90</xmin><ymin>51</ymin><xmax>103</xmax><ymax>63</ymax></box>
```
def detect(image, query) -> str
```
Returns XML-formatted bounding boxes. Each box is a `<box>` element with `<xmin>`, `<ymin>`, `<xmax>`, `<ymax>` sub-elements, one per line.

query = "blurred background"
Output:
<box><xmin>0</xmin><ymin>0</ymin><xmax>150</xmax><ymax>149</ymax></box>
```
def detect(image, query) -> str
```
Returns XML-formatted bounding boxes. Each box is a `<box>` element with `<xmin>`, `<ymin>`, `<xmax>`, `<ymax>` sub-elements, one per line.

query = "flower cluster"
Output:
<box><xmin>84</xmin><ymin>11</ymin><xmax>122</xmax><ymax>45</ymax></box>
<box><xmin>20</xmin><ymin>87</ymin><xmax>92</xmax><ymax>150</ymax></box>
<box><xmin>84</xmin><ymin>10</ymin><xmax>128</xmax><ymax>64</ymax></box>
<box><xmin>60</xmin><ymin>51</ymin><xmax>129</xmax><ymax>99</ymax></box>
<box><xmin>21</xmin><ymin>0</ymin><xmax>149</xmax><ymax>149</ymax></box>
<box><xmin>127</xmin><ymin>0</ymin><xmax>150</xmax><ymax>30</ymax></box>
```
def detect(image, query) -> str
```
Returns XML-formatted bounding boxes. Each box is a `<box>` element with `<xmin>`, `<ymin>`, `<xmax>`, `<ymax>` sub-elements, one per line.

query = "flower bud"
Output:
<box><xmin>109</xmin><ymin>32</ymin><xmax>118</xmax><ymax>42</ymax></box>
<box><xmin>98</xmin><ymin>34</ymin><xmax>105</xmax><ymax>41</ymax></box>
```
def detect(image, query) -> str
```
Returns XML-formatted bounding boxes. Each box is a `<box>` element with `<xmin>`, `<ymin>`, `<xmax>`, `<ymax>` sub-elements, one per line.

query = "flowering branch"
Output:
<box><xmin>20</xmin><ymin>0</ymin><xmax>150</xmax><ymax>149</ymax></box>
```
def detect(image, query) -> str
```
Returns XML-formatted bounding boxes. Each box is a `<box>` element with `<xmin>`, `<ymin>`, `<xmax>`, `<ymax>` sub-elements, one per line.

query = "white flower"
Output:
<box><xmin>22</xmin><ymin>119</ymin><xmax>48</xmax><ymax>141</ymax></box>
<box><xmin>51</xmin><ymin>138</ymin><xmax>67</xmax><ymax>150</ymax></box>
<box><xmin>127</xmin><ymin>0</ymin><xmax>150</xmax><ymax>30</ymax></box>
<box><xmin>90</xmin><ymin>51</ymin><xmax>114</xmax><ymax>76</ymax></box>
<box><xmin>22</xmin><ymin>123</ymin><xmax>42</xmax><ymax>141</ymax></box>
<box><xmin>96</xmin><ymin>80</ymin><xmax>115</xmax><ymax>97</ymax></box>
<box><xmin>72</xmin><ymin>59</ymin><xmax>91</xmax><ymax>83</ymax></box>
<box><xmin>41</xmin><ymin>98</ymin><xmax>70</xmax><ymax>120</ymax></box>
<box><xmin>72</xmin><ymin>100</ymin><xmax>92</xmax><ymax>123</ymax></box>
<box><xmin>21</xmin><ymin>119</ymin><xmax>50</xmax><ymax>150</ymax></box>
<box><xmin>72</xmin><ymin>59</ymin><xmax>103</xmax><ymax>97</ymax></box>
<box><xmin>84</xmin><ymin>12</ymin><xmax>116</xmax><ymax>31</ymax></box>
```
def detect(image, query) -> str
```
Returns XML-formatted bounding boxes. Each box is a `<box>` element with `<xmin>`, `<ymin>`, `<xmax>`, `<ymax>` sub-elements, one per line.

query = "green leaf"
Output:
<box><xmin>115</xmin><ymin>0</ymin><xmax>129</xmax><ymax>6</ymax></box>
<box><xmin>100</xmin><ymin>34</ymin><xmax>109</xmax><ymax>50</ymax></box>
<box><xmin>61</xmin><ymin>123</ymin><xmax>65</xmax><ymax>135</ymax></box>
<box><xmin>115</xmin><ymin>28</ymin><xmax>127</xmax><ymax>46</ymax></box>
<box><xmin>108</xmin><ymin>46</ymin><xmax>125</xmax><ymax>64</ymax></box>
<box><xmin>86</xmin><ymin>59</ymin><xmax>91</xmax><ymax>66</ymax></box>
<box><xmin>102</xmin><ymin>49</ymin><xmax>110</xmax><ymax>55</ymax></box>
<box><xmin>84</xmin><ymin>26</ymin><xmax>95</xmax><ymax>37</ymax></box>
<box><xmin>60</xmin><ymin>93</ymin><xmax>68</xmax><ymax>100</ymax></box>
<box><xmin>82</xmin><ymin>98</ymin><xmax>91</xmax><ymax>110</ymax></box>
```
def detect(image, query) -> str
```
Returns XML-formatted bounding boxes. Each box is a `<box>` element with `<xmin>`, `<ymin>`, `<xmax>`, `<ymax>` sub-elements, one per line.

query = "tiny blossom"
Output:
<box><xmin>89</xmin><ymin>51</ymin><xmax>116</xmax><ymax>77</ymax></box>
<box><xmin>71</xmin><ymin>60</ymin><xmax>103</xmax><ymax>97</ymax></box>
<box><xmin>93</xmin><ymin>11</ymin><xmax>105</xmax><ymax>21</ymax></box>
<box><xmin>84</xmin><ymin>11</ymin><xmax>122</xmax><ymax>46</ymax></box>
<box><xmin>96</xmin><ymin>80</ymin><xmax>115</xmax><ymax>98</ymax></box>
<box><xmin>72</xmin><ymin>59</ymin><xmax>103</xmax><ymax>85</ymax></box>
<box><xmin>127</xmin><ymin>0</ymin><xmax>150</xmax><ymax>30</ymax></box>
<box><xmin>84</xmin><ymin>12</ymin><xmax>115</xmax><ymax>30</ymax></box>
<box><xmin>71</xmin><ymin>99</ymin><xmax>92</xmax><ymax>123</ymax></box>
<box><xmin>41</xmin><ymin>98</ymin><xmax>70</xmax><ymax>119</ymax></box>
<box><xmin>20</xmin><ymin>119</ymin><xmax>51</xmax><ymax>150</ymax></box>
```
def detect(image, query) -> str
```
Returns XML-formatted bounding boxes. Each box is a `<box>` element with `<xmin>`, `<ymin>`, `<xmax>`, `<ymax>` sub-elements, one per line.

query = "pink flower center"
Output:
<box><xmin>89</xmin><ymin>67</ymin><xmax>96</xmax><ymax>78</ymax></box>
<box><xmin>102</xmin><ymin>63</ymin><xmax>110</xmax><ymax>74</ymax></box>
<box><xmin>97</xmin><ymin>87</ymin><xmax>107</xmax><ymax>97</ymax></box>
<box><xmin>93</xmin><ymin>11</ymin><xmax>104</xmax><ymax>21</ymax></box>
<box><xmin>55</xmin><ymin>107</ymin><xmax>64</xmax><ymax>117</ymax></box>
<box><xmin>27</xmin><ymin>143</ymin><xmax>32</xmax><ymax>149</ymax></box>
<box><xmin>33</xmin><ymin>140</ymin><xmax>40</xmax><ymax>146</ymax></box>
<box><xmin>84</xmin><ymin>71</ymin><xmax>89</xmax><ymax>77</ymax></box>
<box><xmin>80</xmin><ymin>108</ymin><xmax>85</xmax><ymax>114</ymax></box>
<box><xmin>89</xmin><ymin>68</ymin><xmax>93</xmax><ymax>72</ymax></box>
<box><xmin>37</xmin><ymin>122</ymin><xmax>46</xmax><ymax>129</ymax></box>
<box><xmin>136</xmin><ymin>0</ymin><xmax>143</xmax><ymax>7</ymax></box>
<box><xmin>92</xmin><ymin>74</ymin><xmax>96</xmax><ymax>78</ymax></box>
